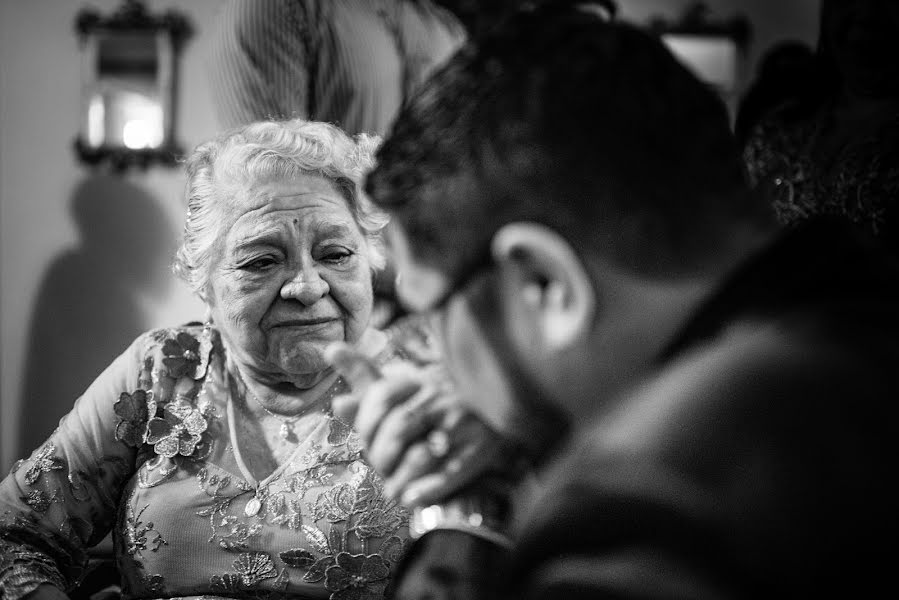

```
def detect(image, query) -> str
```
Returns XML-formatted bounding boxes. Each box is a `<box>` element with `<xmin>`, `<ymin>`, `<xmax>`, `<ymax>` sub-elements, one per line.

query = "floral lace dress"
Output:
<box><xmin>0</xmin><ymin>325</ymin><xmax>413</xmax><ymax>600</ymax></box>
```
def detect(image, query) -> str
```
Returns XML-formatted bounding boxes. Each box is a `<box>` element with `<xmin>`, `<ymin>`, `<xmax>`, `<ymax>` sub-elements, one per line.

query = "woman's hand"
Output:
<box><xmin>328</xmin><ymin>347</ymin><xmax>514</xmax><ymax>507</ymax></box>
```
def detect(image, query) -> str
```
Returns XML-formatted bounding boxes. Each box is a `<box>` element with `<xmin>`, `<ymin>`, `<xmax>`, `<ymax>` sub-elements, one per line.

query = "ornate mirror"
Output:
<box><xmin>74</xmin><ymin>0</ymin><xmax>192</xmax><ymax>170</ymax></box>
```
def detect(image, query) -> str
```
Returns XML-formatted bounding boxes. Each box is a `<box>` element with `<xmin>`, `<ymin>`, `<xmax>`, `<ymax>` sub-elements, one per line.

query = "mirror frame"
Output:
<box><xmin>73</xmin><ymin>0</ymin><xmax>192</xmax><ymax>171</ymax></box>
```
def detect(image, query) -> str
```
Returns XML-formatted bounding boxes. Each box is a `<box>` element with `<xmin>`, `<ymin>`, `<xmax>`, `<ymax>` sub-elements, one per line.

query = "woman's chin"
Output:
<box><xmin>271</xmin><ymin>346</ymin><xmax>331</xmax><ymax>381</ymax></box>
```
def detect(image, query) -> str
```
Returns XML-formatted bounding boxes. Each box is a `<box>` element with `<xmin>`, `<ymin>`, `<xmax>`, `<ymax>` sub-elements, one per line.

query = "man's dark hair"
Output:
<box><xmin>366</xmin><ymin>4</ymin><xmax>771</xmax><ymax>282</ymax></box>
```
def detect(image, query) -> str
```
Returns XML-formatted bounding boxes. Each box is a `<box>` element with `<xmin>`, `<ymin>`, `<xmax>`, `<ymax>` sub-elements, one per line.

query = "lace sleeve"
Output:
<box><xmin>0</xmin><ymin>529</ymin><xmax>70</xmax><ymax>599</ymax></box>
<box><xmin>0</xmin><ymin>334</ymin><xmax>151</xmax><ymax>600</ymax></box>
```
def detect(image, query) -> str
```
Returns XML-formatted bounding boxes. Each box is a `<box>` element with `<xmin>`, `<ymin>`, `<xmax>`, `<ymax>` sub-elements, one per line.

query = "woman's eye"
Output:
<box><xmin>242</xmin><ymin>256</ymin><xmax>278</xmax><ymax>271</ymax></box>
<box><xmin>320</xmin><ymin>248</ymin><xmax>353</xmax><ymax>264</ymax></box>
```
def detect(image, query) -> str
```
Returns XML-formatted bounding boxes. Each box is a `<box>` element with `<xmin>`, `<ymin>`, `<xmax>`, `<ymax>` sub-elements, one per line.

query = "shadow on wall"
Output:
<box><xmin>18</xmin><ymin>175</ymin><xmax>175</xmax><ymax>457</ymax></box>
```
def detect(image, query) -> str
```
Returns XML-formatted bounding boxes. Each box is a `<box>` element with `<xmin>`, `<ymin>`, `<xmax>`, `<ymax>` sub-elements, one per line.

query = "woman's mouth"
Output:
<box><xmin>270</xmin><ymin>317</ymin><xmax>337</xmax><ymax>328</ymax></box>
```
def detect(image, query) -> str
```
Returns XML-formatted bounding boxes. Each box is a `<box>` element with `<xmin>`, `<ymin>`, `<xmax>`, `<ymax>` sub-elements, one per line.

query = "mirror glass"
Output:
<box><xmin>75</xmin><ymin>1</ymin><xmax>190</xmax><ymax>169</ymax></box>
<box><xmin>85</xmin><ymin>30</ymin><xmax>165</xmax><ymax>150</ymax></box>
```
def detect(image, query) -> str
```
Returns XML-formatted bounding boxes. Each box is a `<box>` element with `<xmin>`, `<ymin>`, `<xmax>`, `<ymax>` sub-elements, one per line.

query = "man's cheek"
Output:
<box><xmin>444</xmin><ymin>304</ymin><xmax>519</xmax><ymax>438</ymax></box>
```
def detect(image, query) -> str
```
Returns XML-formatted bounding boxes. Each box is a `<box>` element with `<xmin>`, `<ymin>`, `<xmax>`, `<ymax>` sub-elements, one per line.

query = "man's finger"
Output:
<box><xmin>354</xmin><ymin>375</ymin><xmax>421</xmax><ymax>447</ymax></box>
<box><xmin>382</xmin><ymin>442</ymin><xmax>437</xmax><ymax>500</ymax></box>
<box><xmin>366</xmin><ymin>386</ymin><xmax>445</xmax><ymax>475</ymax></box>
<box><xmin>400</xmin><ymin>439</ymin><xmax>502</xmax><ymax>506</ymax></box>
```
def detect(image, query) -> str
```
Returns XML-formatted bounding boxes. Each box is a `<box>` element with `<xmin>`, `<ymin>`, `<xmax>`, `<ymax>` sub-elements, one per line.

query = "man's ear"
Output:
<box><xmin>491</xmin><ymin>222</ymin><xmax>596</xmax><ymax>350</ymax></box>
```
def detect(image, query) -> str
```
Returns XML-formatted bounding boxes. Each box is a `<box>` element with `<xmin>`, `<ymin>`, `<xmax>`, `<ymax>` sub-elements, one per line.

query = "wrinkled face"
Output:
<box><xmin>207</xmin><ymin>176</ymin><xmax>374</xmax><ymax>384</ymax></box>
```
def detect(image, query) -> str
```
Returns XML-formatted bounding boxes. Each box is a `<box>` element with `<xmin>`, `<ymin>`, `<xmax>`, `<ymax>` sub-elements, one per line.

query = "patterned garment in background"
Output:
<box><xmin>744</xmin><ymin>105</ymin><xmax>899</xmax><ymax>252</ymax></box>
<box><xmin>0</xmin><ymin>326</ymin><xmax>415</xmax><ymax>600</ymax></box>
<box><xmin>209</xmin><ymin>0</ymin><xmax>465</xmax><ymax>135</ymax></box>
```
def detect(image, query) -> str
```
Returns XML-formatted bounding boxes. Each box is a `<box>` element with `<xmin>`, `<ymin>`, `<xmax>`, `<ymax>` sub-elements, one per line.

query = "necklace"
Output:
<box><xmin>226</xmin><ymin>370</ymin><xmax>349</xmax><ymax>518</ymax></box>
<box><xmin>255</xmin><ymin>401</ymin><xmax>304</xmax><ymax>442</ymax></box>
<box><xmin>231</xmin><ymin>368</ymin><xmax>347</xmax><ymax>442</ymax></box>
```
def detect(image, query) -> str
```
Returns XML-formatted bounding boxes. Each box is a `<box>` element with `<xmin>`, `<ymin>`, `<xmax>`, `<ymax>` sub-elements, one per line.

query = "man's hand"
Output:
<box><xmin>328</xmin><ymin>345</ymin><xmax>509</xmax><ymax>507</ymax></box>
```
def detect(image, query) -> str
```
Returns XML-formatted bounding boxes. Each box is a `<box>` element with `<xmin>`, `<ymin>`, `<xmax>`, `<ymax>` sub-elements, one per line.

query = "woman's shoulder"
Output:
<box><xmin>133</xmin><ymin>323</ymin><xmax>220</xmax><ymax>376</ymax></box>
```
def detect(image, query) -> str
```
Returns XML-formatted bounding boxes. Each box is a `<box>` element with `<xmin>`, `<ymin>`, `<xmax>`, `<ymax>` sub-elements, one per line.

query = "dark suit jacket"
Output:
<box><xmin>393</xmin><ymin>220</ymin><xmax>899</xmax><ymax>599</ymax></box>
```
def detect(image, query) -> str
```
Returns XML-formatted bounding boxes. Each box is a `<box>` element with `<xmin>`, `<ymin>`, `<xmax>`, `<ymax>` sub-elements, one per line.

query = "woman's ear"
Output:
<box><xmin>491</xmin><ymin>222</ymin><xmax>596</xmax><ymax>351</ymax></box>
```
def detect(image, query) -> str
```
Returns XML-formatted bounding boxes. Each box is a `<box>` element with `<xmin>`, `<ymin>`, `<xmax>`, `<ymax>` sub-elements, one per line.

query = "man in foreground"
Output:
<box><xmin>336</xmin><ymin>4</ymin><xmax>899</xmax><ymax>597</ymax></box>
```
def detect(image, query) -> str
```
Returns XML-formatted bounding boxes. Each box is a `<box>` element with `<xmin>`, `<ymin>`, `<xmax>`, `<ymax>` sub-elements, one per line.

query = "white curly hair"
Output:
<box><xmin>174</xmin><ymin>119</ymin><xmax>388</xmax><ymax>298</ymax></box>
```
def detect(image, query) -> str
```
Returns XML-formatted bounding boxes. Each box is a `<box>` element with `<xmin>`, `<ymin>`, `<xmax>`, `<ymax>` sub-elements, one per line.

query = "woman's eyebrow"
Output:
<box><xmin>232</xmin><ymin>230</ymin><xmax>284</xmax><ymax>252</ymax></box>
<box><xmin>314</xmin><ymin>222</ymin><xmax>356</xmax><ymax>240</ymax></box>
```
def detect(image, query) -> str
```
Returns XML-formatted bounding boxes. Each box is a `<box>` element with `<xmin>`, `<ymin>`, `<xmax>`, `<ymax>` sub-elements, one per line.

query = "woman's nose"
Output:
<box><xmin>280</xmin><ymin>270</ymin><xmax>330</xmax><ymax>305</ymax></box>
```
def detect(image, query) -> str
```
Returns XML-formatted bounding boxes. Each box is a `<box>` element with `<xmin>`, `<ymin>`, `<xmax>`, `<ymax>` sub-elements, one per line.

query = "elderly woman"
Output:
<box><xmin>0</xmin><ymin>120</ymin><xmax>422</xmax><ymax>600</ymax></box>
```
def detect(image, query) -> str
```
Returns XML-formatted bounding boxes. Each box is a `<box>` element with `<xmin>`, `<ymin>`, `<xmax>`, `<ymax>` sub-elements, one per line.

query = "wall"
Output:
<box><xmin>0</xmin><ymin>0</ymin><xmax>224</xmax><ymax>470</ymax></box>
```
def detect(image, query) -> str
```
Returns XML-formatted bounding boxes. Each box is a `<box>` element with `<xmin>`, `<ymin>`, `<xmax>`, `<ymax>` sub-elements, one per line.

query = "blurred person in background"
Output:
<box><xmin>332</xmin><ymin>3</ymin><xmax>899</xmax><ymax>598</ymax></box>
<box><xmin>744</xmin><ymin>0</ymin><xmax>899</xmax><ymax>252</ymax></box>
<box><xmin>209</xmin><ymin>0</ymin><xmax>465</xmax><ymax>136</ymax></box>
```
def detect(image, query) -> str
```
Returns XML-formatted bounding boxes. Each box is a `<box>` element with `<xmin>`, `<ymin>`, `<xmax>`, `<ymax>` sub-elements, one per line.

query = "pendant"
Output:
<box><xmin>244</xmin><ymin>495</ymin><xmax>262</xmax><ymax>517</ymax></box>
<box><xmin>279</xmin><ymin>423</ymin><xmax>291</xmax><ymax>440</ymax></box>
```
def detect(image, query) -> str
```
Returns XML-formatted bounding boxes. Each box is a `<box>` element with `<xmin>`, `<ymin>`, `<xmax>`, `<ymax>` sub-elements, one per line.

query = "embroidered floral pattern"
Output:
<box><xmin>20</xmin><ymin>489</ymin><xmax>55</xmax><ymax>512</ymax></box>
<box><xmin>51</xmin><ymin>326</ymin><xmax>411</xmax><ymax>600</ymax></box>
<box><xmin>353</xmin><ymin>506</ymin><xmax>405</xmax><ymax>540</ymax></box>
<box><xmin>146</xmin><ymin>399</ymin><xmax>208</xmax><ymax>458</ymax></box>
<box><xmin>141</xmin><ymin>573</ymin><xmax>166</xmax><ymax>595</ymax></box>
<box><xmin>376</xmin><ymin>536</ymin><xmax>406</xmax><ymax>564</ymax></box>
<box><xmin>124</xmin><ymin>500</ymin><xmax>168</xmax><ymax>557</ymax></box>
<box><xmin>327</xmin><ymin>417</ymin><xmax>353</xmax><ymax>446</ymax></box>
<box><xmin>288</xmin><ymin>465</ymin><xmax>334</xmax><ymax>498</ymax></box>
<box><xmin>312</xmin><ymin>483</ymin><xmax>356</xmax><ymax>523</ymax></box>
<box><xmin>347</xmin><ymin>467</ymin><xmax>408</xmax><ymax>542</ymax></box>
<box><xmin>209</xmin><ymin>572</ymin><xmax>245</xmax><ymax>593</ymax></box>
<box><xmin>216</xmin><ymin>515</ymin><xmax>264</xmax><ymax>551</ymax></box>
<box><xmin>267</xmin><ymin>497</ymin><xmax>304</xmax><ymax>530</ymax></box>
<box><xmin>233</xmin><ymin>552</ymin><xmax>278</xmax><ymax>586</ymax></box>
<box><xmin>196</xmin><ymin>468</ymin><xmax>266</xmax><ymax>550</ymax></box>
<box><xmin>24</xmin><ymin>443</ymin><xmax>65</xmax><ymax>486</ymax></box>
<box><xmin>280</xmin><ymin>548</ymin><xmax>317</xmax><ymax>568</ymax></box>
<box><xmin>137</xmin><ymin>455</ymin><xmax>179</xmax><ymax>489</ymax></box>
<box><xmin>301</xmin><ymin>442</ymin><xmax>325</xmax><ymax>467</ymax></box>
<box><xmin>324</xmin><ymin>553</ymin><xmax>390</xmax><ymax>600</ymax></box>
<box><xmin>303</xmin><ymin>556</ymin><xmax>336</xmax><ymax>583</ymax></box>
<box><xmin>162</xmin><ymin>331</ymin><xmax>203</xmax><ymax>378</ymax></box>
<box><xmin>113</xmin><ymin>389</ymin><xmax>155</xmax><ymax>447</ymax></box>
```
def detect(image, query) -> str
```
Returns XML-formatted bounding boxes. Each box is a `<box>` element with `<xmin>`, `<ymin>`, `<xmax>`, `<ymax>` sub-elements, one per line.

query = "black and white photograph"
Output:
<box><xmin>1</xmin><ymin>1</ymin><xmax>896</xmax><ymax>599</ymax></box>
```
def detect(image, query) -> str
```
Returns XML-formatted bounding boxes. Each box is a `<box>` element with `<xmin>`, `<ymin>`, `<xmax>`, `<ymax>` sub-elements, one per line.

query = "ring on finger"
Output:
<box><xmin>425</xmin><ymin>429</ymin><xmax>452</xmax><ymax>459</ymax></box>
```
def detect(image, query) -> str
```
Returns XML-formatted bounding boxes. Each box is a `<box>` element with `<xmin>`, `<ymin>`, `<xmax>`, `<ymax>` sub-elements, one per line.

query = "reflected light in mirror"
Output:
<box><xmin>87</xmin><ymin>95</ymin><xmax>105</xmax><ymax>147</ymax></box>
<box><xmin>109</xmin><ymin>90</ymin><xmax>163</xmax><ymax>149</ymax></box>
<box><xmin>122</xmin><ymin>119</ymin><xmax>154</xmax><ymax>149</ymax></box>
